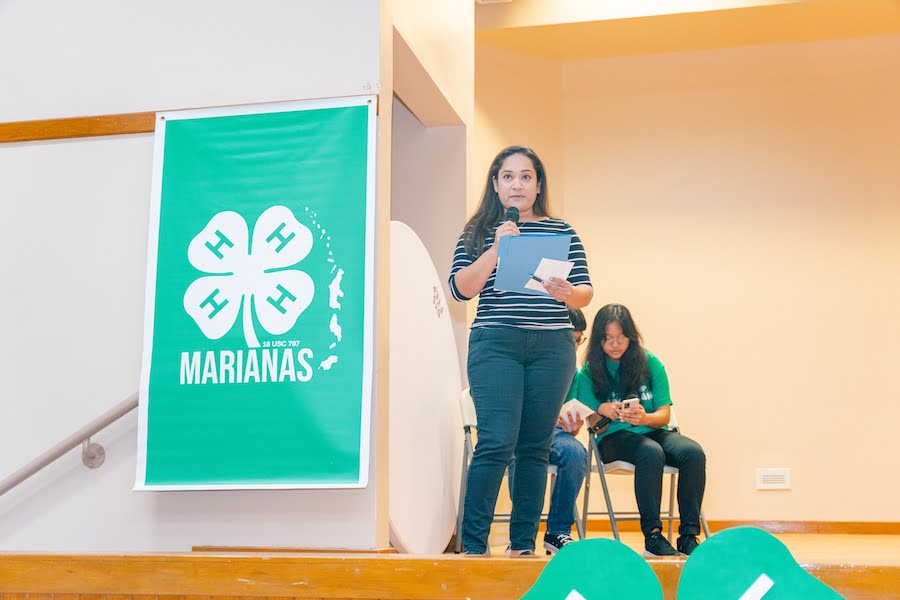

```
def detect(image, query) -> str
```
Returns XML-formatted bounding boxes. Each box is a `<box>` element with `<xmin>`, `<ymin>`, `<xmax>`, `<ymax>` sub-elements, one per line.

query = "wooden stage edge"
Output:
<box><xmin>0</xmin><ymin>552</ymin><xmax>897</xmax><ymax>600</ymax></box>
<box><xmin>193</xmin><ymin>519</ymin><xmax>900</xmax><ymax>555</ymax></box>
<box><xmin>582</xmin><ymin>518</ymin><xmax>900</xmax><ymax>535</ymax></box>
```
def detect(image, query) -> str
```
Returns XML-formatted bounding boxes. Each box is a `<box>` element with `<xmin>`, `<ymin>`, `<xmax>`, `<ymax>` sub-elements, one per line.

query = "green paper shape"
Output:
<box><xmin>677</xmin><ymin>527</ymin><xmax>844</xmax><ymax>599</ymax></box>
<box><xmin>521</xmin><ymin>538</ymin><xmax>663</xmax><ymax>600</ymax></box>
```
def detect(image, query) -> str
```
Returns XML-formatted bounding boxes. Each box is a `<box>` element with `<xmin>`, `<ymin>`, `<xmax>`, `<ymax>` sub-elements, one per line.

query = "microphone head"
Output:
<box><xmin>505</xmin><ymin>206</ymin><xmax>519</xmax><ymax>223</ymax></box>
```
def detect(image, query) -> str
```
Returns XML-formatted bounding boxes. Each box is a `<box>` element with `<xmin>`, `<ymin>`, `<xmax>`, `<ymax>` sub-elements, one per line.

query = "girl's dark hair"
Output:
<box><xmin>585</xmin><ymin>304</ymin><xmax>649</xmax><ymax>400</ymax></box>
<box><xmin>462</xmin><ymin>145</ymin><xmax>553</xmax><ymax>258</ymax></box>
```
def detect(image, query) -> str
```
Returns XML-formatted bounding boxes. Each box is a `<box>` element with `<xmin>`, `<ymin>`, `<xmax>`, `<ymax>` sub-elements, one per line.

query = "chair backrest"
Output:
<box><xmin>459</xmin><ymin>388</ymin><xmax>478</xmax><ymax>429</ymax></box>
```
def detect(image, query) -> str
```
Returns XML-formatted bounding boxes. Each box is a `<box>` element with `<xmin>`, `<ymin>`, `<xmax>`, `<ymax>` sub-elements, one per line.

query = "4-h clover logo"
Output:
<box><xmin>184</xmin><ymin>205</ymin><xmax>314</xmax><ymax>348</ymax></box>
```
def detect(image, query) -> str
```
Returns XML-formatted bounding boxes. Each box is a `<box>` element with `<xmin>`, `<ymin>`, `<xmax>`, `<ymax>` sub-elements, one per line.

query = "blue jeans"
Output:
<box><xmin>462</xmin><ymin>327</ymin><xmax>575</xmax><ymax>554</ymax></box>
<box><xmin>509</xmin><ymin>428</ymin><xmax>587</xmax><ymax>535</ymax></box>
<box><xmin>599</xmin><ymin>428</ymin><xmax>706</xmax><ymax>537</ymax></box>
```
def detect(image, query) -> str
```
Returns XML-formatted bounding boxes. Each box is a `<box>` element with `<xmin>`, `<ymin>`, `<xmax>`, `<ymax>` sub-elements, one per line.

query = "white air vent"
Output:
<box><xmin>756</xmin><ymin>468</ymin><xmax>791</xmax><ymax>490</ymax></box>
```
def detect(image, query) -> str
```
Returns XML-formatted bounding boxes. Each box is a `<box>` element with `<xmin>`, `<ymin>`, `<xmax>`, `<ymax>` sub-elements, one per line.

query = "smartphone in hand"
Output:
<box><xmin>619</xmin><ymin>397</ymin><xmax>639</xmax><ymax>421</ymax></box>
<box><xmin>621</xmin><ymin>398</ymin><xmax>640</xmax><ymax>410</ymax></box>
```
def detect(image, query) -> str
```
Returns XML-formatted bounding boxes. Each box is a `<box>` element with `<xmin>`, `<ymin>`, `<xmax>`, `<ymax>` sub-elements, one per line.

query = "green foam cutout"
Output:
<box><xmin>677</xmin><ymin>527</ymin><xmax>843</xmax><ymax>599</ymax></box>
<box><xmin>521</xmin><ymin>538</ymin><xmax>663</xmax><ymax>600</ymax></box>
<box><xmin>519</xmin><ymin>528</ymin><xmax>844</xmax><ymax>599</ymax></box>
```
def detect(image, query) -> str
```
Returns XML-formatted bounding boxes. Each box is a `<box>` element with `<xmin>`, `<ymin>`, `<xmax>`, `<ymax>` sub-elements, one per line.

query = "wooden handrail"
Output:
<box><xmin>0</xmin><ymin>95</ymin><xmax>379</xmax><ymax>144</ymax></box>
<box><xmin>0</xmin><ymin>112</ymin><xmax>156</xmax><ymax>143</ymax></box>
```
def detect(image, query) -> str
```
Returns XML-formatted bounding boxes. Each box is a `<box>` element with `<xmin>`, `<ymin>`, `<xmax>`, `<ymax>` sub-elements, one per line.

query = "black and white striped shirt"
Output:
<box><xmin>448</xmin><ymin>218</ymin><xmax>592</xmax><ymax>330</ymax></box>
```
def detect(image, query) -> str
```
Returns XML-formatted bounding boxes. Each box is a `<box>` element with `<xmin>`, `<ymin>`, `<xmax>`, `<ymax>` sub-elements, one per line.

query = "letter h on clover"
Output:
<box><xmin>183</xmin><ymin>205</ymin><xmax>315</xmax><ymax>348</ymax></box>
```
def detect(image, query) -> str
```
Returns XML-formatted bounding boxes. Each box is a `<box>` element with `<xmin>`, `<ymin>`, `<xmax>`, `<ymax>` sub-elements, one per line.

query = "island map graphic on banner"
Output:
<box><xmin>137</xmin><ymin>96</ymin><xmax>376</xmax><ymax>489</ymax></box>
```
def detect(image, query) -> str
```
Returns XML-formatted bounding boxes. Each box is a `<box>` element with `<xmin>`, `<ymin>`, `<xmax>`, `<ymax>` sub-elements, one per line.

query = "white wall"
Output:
<box><xmin>0</xmin><ymin>1</ymin><xmax>380</xmax><ymax>121</ymax></box>
<box><xmin>0</xmin><ymin>0</ymin><xmax>384</xmax><ymax>552</ymax></box>
<box><xmin>390</xmin><ymin>100</ymin><xmax>468</xmax><ymax>381</ymax></box>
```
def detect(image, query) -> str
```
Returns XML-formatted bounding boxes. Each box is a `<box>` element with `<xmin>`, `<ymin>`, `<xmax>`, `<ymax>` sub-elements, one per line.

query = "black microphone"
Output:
<box><xmin>505</xmin><ymin>206</ymin><xmax>519</xmax><ymax>224</ymax></box>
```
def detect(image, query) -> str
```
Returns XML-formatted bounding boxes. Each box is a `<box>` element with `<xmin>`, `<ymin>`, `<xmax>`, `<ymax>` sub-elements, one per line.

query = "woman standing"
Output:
<box><xmin>449</xmin><ymin>145</ymin><xmax>593</xmax><ymax>555</ymax></box>
<box><xmin>569</xmin><ymin>303</ymin><xmax>707</xmax><ymax>556</ymax></box>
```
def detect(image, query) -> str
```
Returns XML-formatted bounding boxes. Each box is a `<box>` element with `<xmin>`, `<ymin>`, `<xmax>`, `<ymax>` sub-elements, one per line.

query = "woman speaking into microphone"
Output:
<box><xmin>448</xmin><ymin>145</ymin><xmax>593</xmax><ymax>556</ymax></box>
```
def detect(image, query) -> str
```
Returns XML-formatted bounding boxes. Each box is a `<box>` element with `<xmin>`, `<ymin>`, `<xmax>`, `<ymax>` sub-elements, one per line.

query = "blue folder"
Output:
<box><xmin>494</xmin><ymin>233</ymin><xmax>572</xmax><ymax>295</ymax></box>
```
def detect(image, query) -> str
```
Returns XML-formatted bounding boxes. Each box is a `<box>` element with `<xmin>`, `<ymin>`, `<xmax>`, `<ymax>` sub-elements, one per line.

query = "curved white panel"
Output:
<box><xmin>388</xmin><ymin>221</ymin><xmax>463</xmax><ymax>554</ymax></box>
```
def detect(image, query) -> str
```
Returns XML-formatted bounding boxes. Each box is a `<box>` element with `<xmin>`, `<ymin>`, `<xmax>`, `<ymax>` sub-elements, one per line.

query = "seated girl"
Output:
<box><xmin>567</xmin><ymin>303</ymin><xmax>707</xmax><ymax>556</ymax></box>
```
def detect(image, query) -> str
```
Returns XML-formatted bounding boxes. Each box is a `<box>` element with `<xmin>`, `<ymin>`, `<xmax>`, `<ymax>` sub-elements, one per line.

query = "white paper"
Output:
<box><xmin>559</xmin><ymin>399</ymin><xmax>596</xmax><ymax>421</ymax></box>
<box><xmin>523</xmin><ymin>258</ymin><xmax>575</xmax><ymax>292</ymax></box>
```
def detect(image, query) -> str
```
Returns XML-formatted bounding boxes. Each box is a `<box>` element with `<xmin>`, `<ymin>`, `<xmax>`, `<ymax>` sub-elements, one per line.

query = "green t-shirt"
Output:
<box><xmin>565</xmin><ymin>349</ymin><xmax>672</xmax><ymax>440</ymax></box>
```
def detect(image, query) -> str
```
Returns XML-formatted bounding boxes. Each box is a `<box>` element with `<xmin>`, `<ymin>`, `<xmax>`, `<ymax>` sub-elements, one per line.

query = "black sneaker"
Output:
<box><xmin>644</xmin><ymin>531</ymin><xmax>681</xmax><ymax>557</ymax></box>
<box><xmin>543</xmin><ymin>532</ymin><xmax>575</xmax><ymax>555</ymax></box>
<box><xmin>677</xmin><ymin>534</ymin><xmax>700</xmax><ymax>555</ymax></box>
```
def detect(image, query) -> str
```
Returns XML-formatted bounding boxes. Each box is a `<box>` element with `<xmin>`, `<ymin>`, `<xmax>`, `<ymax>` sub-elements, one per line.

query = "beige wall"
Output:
<box><xmin>477</xmin><ymin>34</ymin><xmax>900</xmax><ymax>522</ymax></box>
<box><xmin>475</xmin><ymin>44</ymin><xmax>566</xmax><ymax>217</ymax></box>
<box><xmin>393</xmin><ymin>0</ymin><xmax>474</xmax><ymax>125</ymax></box>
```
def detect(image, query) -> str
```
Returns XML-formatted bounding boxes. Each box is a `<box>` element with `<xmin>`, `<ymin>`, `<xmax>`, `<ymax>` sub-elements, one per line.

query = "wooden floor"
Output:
<box><xmin>1</xmin><ymin>532</ymin><xmax>899</xmax><ymax>600</ymax></box>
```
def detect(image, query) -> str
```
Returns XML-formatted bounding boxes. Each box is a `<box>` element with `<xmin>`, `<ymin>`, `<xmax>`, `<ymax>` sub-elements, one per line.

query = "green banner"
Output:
<box><xmin>137</xmin><ymin>97</ymin><xmax>376</xmax><ymax>489</ymax></box>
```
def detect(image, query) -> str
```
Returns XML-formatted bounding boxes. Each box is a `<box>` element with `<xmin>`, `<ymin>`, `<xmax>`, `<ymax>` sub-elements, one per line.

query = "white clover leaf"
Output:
<box><xmin>183</xmin><ymin>206</ymin><xmax>315</xmax><ymax>348</ymax></box>
<box><xmin>183</xmin><ymin>275</ymin><xmax>243</xmax><ymax>340</ymax></box>
<box><xmin>251</xmin><ymin>270</ymin><xmax>315</xmax><ymax>336</ymax></box>
<box><xmin>252</xmin><ymin>205</ymin><xmax>313</xmax><ymax>270</ymax></box>
<box><xmin>186</xmin><ymin>211</ymin><xmax>249</xmax><ymax>275</ymax></box>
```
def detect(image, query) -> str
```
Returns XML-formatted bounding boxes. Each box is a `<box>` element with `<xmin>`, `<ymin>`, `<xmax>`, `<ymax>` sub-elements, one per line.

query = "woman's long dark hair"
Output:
<box><xmin>585</xmin><ymin>304</ymin><xmax>649</xmax><ymax>400</ymax></box>
<box><xmin>462</xmin><ymin>145</ymin><xmax>553</xmax><ymax>258</ymax></box>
